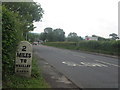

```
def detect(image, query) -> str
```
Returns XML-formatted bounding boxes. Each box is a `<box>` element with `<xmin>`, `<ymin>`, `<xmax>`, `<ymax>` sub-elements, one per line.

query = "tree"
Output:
<box><xmin>53</xmin><ymin>28</ymin><xmax>65</xmax><ymax>41</ymax></box>
<box><xmin>39</xmin><ymin>32</ymin><xmax>47</xmax><ymax>41</ymax></box>
<box><xmin>3</xmin><ymin>2</ymin><xmax>44</xmax><ymax>38</ymax></box>
<box><xmin>2</xmin><ymin>2</ymin><xmax>44</xmax><ymax>76</ymax></box>
<box><xmin>44</xmin><ymin>27</ymin><xmax>53</xmax><ymax>33</ymax></box>
<box><xmin>42</xmin><ymin>27</ymin><xmax>65</xmax><ymax>42</ymax></box>
<box><xmin>44</xmin><ymin>27</ymin><xmax>54</xmax><ymax>41</ymax></box>
<box><xmin>2</xmin><ymin>6</ymin><xmax>25</xmax><ymax>76</ymax></box>
<box><xmin>27</xmin><ymin>32</ymin><xmax>41</xmax><ymax>42</ymax></box>
<box><xmin>109</xmin><ymin>33</ymin><xmax>119</xmax><ymax>40</ymax></box>
<box><xmin>67</xmin><ymin>32</ymin><xmax>80</xmax><ymax>42</ymax></box>
<box><xmin>79</xmin><ymin>36</ymin><xmax>83</xmax><ymax>40</ymax></box>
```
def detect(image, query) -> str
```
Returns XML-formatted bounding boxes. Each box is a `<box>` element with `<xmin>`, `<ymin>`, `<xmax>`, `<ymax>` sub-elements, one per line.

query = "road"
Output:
<box><xmin>33</xmin><ymin>45</ymin><xmax>119</xmax><ymax>88</ymax></box>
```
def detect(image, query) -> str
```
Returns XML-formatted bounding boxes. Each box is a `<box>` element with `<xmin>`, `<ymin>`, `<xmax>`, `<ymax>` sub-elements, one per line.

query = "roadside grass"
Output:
<box><xmin>3</xmin><ymin>57</ymin><xmax>50</xmax><ymax>88</ymax></box>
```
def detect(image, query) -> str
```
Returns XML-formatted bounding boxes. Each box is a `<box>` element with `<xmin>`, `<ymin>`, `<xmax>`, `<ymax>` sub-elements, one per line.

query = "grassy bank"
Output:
<box><xmin>3</xmin><ymin>57</ymin><xmax>50</xmax><ymax>88</ymax></box>
<box><xmin>44</xmin><ymin>41</ymin><xmax>120</xmax><ymax>56</ymax></box>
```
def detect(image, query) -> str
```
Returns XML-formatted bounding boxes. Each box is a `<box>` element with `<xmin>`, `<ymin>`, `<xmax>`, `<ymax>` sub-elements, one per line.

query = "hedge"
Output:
<box><xmin>2</xmin><ymin>6</ymin><xmax>24</xmax><ymax>77</ymax></box>
<box><xmin>44</xmin><ymin>41</ymin><xmax>120</xmax><ymax>56</ymax></box>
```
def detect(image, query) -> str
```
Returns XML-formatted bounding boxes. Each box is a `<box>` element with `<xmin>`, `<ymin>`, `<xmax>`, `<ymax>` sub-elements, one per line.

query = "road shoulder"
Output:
<box><xmin>33</xmin><ymin>52</ymin><xmax>81</xmax><ymax>89</ymax></box>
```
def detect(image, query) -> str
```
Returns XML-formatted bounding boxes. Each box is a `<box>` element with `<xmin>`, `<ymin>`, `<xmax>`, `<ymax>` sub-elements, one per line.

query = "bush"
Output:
<box><xmin>2</xmin><ymin>6</ymin><xmax>24</xmax><ymax>77</ymax></box>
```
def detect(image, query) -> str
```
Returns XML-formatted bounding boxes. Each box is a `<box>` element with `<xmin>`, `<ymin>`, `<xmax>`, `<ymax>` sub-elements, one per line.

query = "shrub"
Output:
<box><xmin>2</xmin><ymin>6</ymin><xmax>23</xmax><ymax>77</ymax></box>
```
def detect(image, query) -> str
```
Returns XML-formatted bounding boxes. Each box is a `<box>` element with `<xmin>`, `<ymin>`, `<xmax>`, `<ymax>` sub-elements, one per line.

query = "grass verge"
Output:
<box><xmin>3</xmin><ymin>56</ymin><xmax>50</xmax><ymax>88</ymax></box>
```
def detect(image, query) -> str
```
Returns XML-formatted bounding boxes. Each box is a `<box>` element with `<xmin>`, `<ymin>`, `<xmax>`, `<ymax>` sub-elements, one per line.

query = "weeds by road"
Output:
<box><xmin>3</xmin><ymin>57</ymin><xmax>50</xmax><ymax>88</ymax></box>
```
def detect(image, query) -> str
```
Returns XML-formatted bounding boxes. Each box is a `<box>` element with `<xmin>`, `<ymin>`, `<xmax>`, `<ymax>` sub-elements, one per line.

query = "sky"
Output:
<box><xmin>32</xmin><ymin>0</ymin><xmax>119</xmax><ymax>38</ymax></box>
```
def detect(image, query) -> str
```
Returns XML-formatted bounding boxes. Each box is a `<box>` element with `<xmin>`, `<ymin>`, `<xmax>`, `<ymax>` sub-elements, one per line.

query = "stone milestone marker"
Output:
<box><xmin>15</xmin><ymin>41</ymin><xmax>32</xmax><ymax>77</ymax></box>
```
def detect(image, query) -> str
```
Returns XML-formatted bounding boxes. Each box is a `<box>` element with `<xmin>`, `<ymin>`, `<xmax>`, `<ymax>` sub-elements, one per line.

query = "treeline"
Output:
<box><xmin>44</xmin><ymin>41</ymin><xmax>120</xmax><ymax>56</ymax></box>
<box><xmin>28</xmin><ymin>27</ymin><xmax>65</xmax><ymax>42</ymax></box>
<box><xmin>30</xmin><ymin>27</ymin><xmax>66</xmax><ymax>42</ymax></box>
<box><xmin>28</xmin><ymin>27</ymin><xmax>119</xmax><ymax>42</ymax></box>
<box><xmin>2</xmin><ymin>2</ymin><xmax>43</xmax><ymax>78</ymax></box>
<box><xmin>28</xmin><ymin>28</ymin><xmax>84</xmax><ymax>42</ymax></box>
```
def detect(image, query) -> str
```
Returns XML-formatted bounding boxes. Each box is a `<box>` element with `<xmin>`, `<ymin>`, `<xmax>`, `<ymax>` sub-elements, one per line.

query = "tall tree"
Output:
<box><xmin>3</xmin><ymin>2</ymin><xmax>44</xmax><ymax>38</ymax></box>
<box><xmin>44</xmin><ymin>27</ymin><xmax>54</xmax><ymax>41</ymax></box>
<box><xmin>53</xmin><ymin>28</ymin><xmax>65</xmax><ymax>41</ymax></box>
<box><xmin>44</xmin><ymin>27</ymin><xmax>53</xmax><ymax>33</ymax></box>
<box><xmin>42</xmin><ymin>27</ymin><xmax>65</xmax><ymax>42</ymax></box>
<box><xmin>67</xmin><ymin>32</ymin><xmax>80</xmax><ymax>42</ymax></box>
<box><xmin>79</xmin><ymin>36</ymin><xmax>83</xmax><ymax>40</ymax></box>
<box><xmin>27</xmin><ymin>32</ymin><xmax>40</xmax><ymax>42</ymax></box>
<box><xmin>39</xmin><ymin>32</ymin><xmax>46</xmax><ymax>41</ymax></box>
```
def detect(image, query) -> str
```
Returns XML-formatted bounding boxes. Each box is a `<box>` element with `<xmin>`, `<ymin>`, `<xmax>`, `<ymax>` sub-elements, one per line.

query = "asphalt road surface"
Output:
<box><xmin>33</xmin><ymin>45</ymin><xmax>119</xmax><ymax>88</ymax></box>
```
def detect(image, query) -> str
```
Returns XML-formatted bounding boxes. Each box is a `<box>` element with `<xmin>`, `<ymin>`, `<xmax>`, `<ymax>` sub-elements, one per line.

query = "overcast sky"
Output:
<box><xmin>32</xmin><ymin>0</ymin><xmax>119</xmax><ymax>38</ymax></box>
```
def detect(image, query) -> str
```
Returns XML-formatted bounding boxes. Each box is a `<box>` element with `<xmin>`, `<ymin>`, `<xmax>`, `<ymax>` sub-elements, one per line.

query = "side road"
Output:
<box><xmin>33</xmin><ymin>52</ymin><xmax>81</xmax><ymax>89</ymax></box>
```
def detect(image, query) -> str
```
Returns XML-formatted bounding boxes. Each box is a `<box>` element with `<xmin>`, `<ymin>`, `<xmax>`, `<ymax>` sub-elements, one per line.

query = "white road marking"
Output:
<box><xmin>95</xmin><ymin>60</ymin><xmax>120</xmax><ymax>67</ymax></box>
<box><xmin>62</xmin><ymin>61</ymin><xmax>108</xmax><ymax>67</ymax></box>
<box><xmin>62</xmin><ymin>61</ymin><xmax>80</xmax><ymax>66</ymax></box>
<box><xmin>80</xmin><ymin>62</ymin><xmax>108</xmax><ymax>67</ymax></box>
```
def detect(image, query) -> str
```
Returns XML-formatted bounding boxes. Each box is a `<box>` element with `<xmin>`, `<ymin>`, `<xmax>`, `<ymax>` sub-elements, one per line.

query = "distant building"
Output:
<box><xmin>85</xmin><ymin>36</ymin><xmax>98</xmax><ymax>41</ymax></box>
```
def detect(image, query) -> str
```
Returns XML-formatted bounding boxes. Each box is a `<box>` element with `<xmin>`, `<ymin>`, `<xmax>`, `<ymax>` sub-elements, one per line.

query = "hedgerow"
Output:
<box><xmin>44</xmin><ymin>41</ymin><xmax>120</xmax><ymax>55</ymax></box>
<box><xmin>2</xmin><ymin>2</ymin><xmax>44</xmax><ymax>78</ymax></box>
<box><xmin>2</xmin><ymin>6</ymin><xmax>24</xmax><ymax>77</ymax></box>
